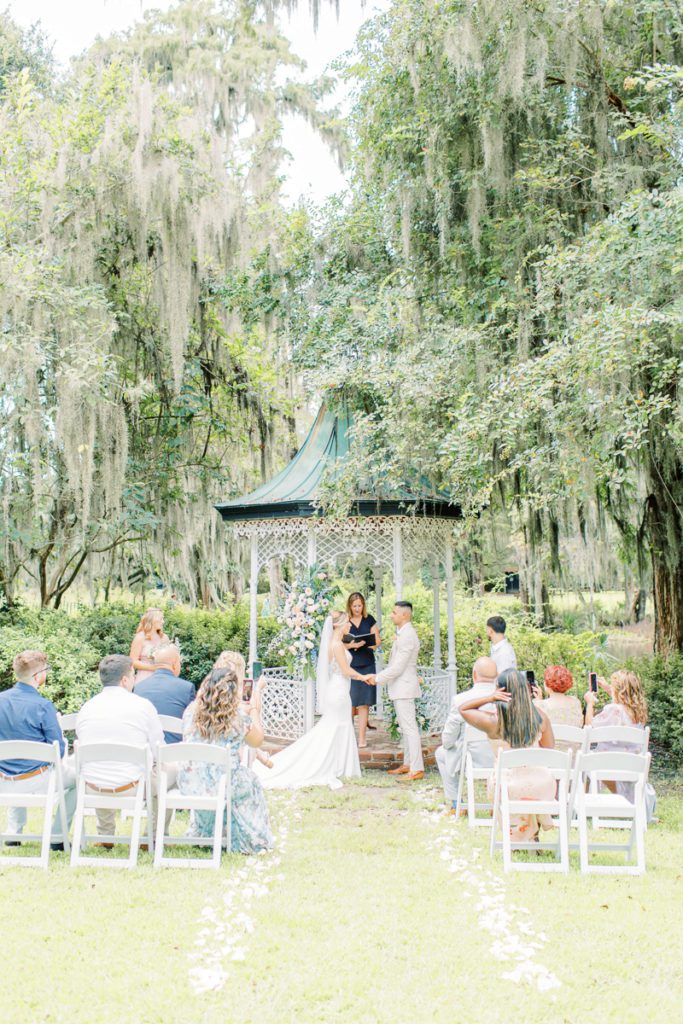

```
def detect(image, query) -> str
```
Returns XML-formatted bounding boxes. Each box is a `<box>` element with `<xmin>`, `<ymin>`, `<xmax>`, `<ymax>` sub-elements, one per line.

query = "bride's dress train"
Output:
<box><xmin>253</xmin><ymin>650</ymin><xmax>360</xmax><ymax>790</ymax></box>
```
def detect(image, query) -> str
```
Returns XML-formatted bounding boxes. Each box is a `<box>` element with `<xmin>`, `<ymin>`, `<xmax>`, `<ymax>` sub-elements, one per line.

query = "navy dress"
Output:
<box><xmin>348</xmin><ymin>614</ymin><xmax>378</xmax><ymax>708</ymax></box>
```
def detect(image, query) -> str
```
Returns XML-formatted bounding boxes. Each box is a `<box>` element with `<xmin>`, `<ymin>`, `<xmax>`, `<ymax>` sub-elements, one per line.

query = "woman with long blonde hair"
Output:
<box><xmin>129</xmin><ymin>607</ymin><xmax>169</xmax><ymax>683</ymax></box>
<box><xmin>460</xmin><ymin>669</ymin><xmax>556</xmax><ymax>842</ymax></box>
<box><xmin>584</xmin><ymin>669</ymin><xmax>654</xmax><ymax>813</ymax></box>
<box><xmin>178</xmin><ymin>666</ymin><xmax>273</xmax><ymax>853</ymax></box>
<box><xmin>252</xmin><ymin>609</ymin><xmax>366</xmax><ymax>790</ymax></box>
<box><xmin>213</xmin><ymin>650</ymin><xmax>273</xmax><ymax>769</ymax></box>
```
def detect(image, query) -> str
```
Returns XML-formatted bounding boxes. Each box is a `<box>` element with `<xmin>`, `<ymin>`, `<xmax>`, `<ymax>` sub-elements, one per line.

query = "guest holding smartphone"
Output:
<box><xmin>344</xmin><ymin>592</ymin><xmax>380</xmax><ymax>748</ymax></box>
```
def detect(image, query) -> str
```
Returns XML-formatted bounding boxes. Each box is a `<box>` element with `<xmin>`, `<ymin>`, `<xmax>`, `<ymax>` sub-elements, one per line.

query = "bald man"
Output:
<box><xmin>134</xmin><ymin>644</ymin><xmax>195</xmax><ymax>743</ymax></box>
<box><xmin>435</xmin><ymin>656</ymin><xmax>498</xmax><ymax>812</ymax></box>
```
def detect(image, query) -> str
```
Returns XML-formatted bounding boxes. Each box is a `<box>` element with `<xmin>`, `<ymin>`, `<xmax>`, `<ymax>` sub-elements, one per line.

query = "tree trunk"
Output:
<box><xmin>647</xmin><ymin>473</ymin><xmax>683</xmax><ymax>654</ymax></box>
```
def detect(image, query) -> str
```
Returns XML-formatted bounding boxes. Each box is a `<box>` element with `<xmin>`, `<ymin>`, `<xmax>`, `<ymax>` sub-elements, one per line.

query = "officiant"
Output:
<box><xmin>343</xmin><ymin>592</ymin><xmax>381</xmax><ymax>748</ymax></box>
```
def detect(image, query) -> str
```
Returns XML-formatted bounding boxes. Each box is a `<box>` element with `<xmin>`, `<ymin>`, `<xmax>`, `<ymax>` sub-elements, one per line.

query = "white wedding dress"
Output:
<box><xmin>253</xmin><ymin>638</ymin><xmax>361</xmax><ymax>791</ymax></box>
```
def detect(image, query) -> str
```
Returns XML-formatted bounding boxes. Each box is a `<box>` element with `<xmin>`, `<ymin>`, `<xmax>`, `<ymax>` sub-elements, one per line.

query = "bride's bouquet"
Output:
<box><xmin>268</xmin><ymin>566</ymin><xmax>340</xmax><ymax>675</ymax></box>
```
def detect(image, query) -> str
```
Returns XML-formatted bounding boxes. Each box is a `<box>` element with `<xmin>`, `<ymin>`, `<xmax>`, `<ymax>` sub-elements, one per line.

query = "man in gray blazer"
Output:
<box><xmin>368</xmin><ymin>601</ymin><xmax>424</xmax><ymax>780</ymax></box>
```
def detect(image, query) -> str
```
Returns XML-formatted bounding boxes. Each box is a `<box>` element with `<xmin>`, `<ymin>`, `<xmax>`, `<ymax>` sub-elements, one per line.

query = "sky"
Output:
<box><xmin>7</xmin><ymin>0</ymin><xmax>389</xmax><ymax>204</ymax></box>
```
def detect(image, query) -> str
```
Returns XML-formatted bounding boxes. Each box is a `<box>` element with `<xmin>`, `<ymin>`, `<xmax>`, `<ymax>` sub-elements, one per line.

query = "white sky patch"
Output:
<box><xmin>6</xmin><ymin>0</ymin><xmax>390</xmax><ymax>205</ymax></box>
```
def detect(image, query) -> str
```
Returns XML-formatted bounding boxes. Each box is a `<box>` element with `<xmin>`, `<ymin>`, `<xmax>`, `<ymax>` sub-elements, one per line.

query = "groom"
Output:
<box><xmin>367</xmin><ymin>601</ymin><xmax>424</xmax><ymax>781</ymax></box>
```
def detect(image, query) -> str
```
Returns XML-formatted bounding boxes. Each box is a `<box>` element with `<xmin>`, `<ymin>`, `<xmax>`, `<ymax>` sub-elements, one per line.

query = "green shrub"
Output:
<box><xmin>0</xmin><ymin>624</ymin><xmax>100</xmax><ymax>712</ymax></box>
<box><xmin>626</xmin><ymin>654</ymin><xmax>683</xmax><ymax>759</ymax></box>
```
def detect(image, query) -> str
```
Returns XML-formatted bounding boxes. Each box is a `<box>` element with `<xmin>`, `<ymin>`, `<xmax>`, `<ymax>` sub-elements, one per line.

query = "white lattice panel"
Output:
<box><xmin>233</xmin><ymin>515</ymin><xmax>453</xmax><ymax>571</ymax></box>
<box><xmin>260</xmin><ymin>667</ymin><xmax>307</xmax><ymax>741</ymax></box>
<box><xmin>417</xmin><ymin>666</ymin><xmax>452</xmax><ymax>733</ymax></box>
<box><xmin>316</xmin><ymin>528</ymin><xmax>393</xmax><ymax>570</ymax></box>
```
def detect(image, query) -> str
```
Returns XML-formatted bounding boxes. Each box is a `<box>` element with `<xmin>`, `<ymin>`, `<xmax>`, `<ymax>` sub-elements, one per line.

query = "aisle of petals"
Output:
<box><xmin>415</xmin><ymin>787</ymin><xmax>562</xmax><ymax>993</ymax></box>
<box><xmin>188</xmin><ymin>792</ymin><xmax>301</xmax><ymax>994</ymax></box>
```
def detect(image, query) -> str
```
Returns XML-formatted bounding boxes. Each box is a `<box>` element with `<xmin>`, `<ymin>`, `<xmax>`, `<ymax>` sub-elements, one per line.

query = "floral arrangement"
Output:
<box><xmin>269</xmin><ymin>566</ymin><xmax>340</xmax><ymax>675</ymax></box>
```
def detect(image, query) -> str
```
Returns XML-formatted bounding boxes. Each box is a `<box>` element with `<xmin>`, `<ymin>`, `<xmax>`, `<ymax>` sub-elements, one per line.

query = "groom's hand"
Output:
<box><xmin>365</xmin><ymin>674</ymin><xmax>376</xmax><ymax>684</ymax></box>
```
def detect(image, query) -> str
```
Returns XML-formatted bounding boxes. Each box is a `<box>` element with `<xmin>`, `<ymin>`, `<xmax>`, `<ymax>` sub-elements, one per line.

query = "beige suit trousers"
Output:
<box><xmin>393</xmin><ymin>698</ymin><xmax>424</xmax><ymax>773</ymax></box>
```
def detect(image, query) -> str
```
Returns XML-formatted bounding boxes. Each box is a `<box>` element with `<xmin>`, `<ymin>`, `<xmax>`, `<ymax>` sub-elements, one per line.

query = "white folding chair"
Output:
<box><xmin>70</xmin><ymin>743</ymin><xmax>154</xmax><ymax>869</ymax></box>
<box><xmin>586</xmin><ymin>726</ymin><xmax>650</xmax><ymax>828</ymax></box>
<box><xmin>454</xmin><ymin>726</ymin><xmax>493</xmax><ymax>827</ymax></box>
<box><xmin>490</xmin><ymin>747</ymin><xmax>572</xmax><ymax>873</ymax></box>
<box><xmin>551</xmin><ymin>724</ymin><xmax>587</xmax><ymax>755</ymax></box>
<box><xmin>573</xmin><ymin>751</ymin><xmax>648</xmax><ymax>875</ymax></box>
<box><xmin>57</xmin><ymin>713</ymin><xmax>79</xmax><ymax>732</ymax></box>
<box><xmin>0</xmin><ymin>740</ymin><xmax>71</xmax><ymax>868</ymax></box>
<box><xmin>158</xmin><ymin>715</ymin><xmax>184</xmax><ymax>737</ymax></box>
<box><xmin>551</xmin><ymin>725</ymin><xmax>588</xmax><ymax>827</ymax></box>
<box><xmin>154</xmin><ymin>743</ymin><xmax>231</xmax><ymax>869</ymax></box>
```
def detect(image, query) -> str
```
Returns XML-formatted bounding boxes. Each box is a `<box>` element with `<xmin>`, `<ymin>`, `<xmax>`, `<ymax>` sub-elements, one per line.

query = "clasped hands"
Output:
<box><xmin>364</xmin><ymin>673</ymin><xmax>377</xmax><ymax>685</ymax></box>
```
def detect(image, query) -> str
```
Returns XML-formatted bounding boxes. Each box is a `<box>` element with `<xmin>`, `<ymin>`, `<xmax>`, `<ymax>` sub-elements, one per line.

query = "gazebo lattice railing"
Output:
<box><xmin>216</xmin><ymin>403</ymin><xmax>462</xmax><ymax>743</ymax></box>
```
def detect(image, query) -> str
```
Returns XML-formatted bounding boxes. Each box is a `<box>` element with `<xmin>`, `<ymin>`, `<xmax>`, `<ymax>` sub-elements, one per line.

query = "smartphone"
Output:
<box><xmin>242</xmin><ymin>678</ymin><xmax>254</xmax><ymax>702</ymax></box>
<box><xmin>589</xmin><ymin>672</ymin><xmax>598</xmax><ymax>693</ymax></box>
<box><xmin>525</xmin><ymin>670</ymin><xmax>535</xmax><ymax>690</ymax></box>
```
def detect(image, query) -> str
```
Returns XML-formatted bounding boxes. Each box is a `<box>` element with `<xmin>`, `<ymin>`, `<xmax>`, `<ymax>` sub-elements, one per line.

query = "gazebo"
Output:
<box><xmin>216</xmin><ymin>402</ymin><xmax>462</xmax><ymax>742</ymax></box>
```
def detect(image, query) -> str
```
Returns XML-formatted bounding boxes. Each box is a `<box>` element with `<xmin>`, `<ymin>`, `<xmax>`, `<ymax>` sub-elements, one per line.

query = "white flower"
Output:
<box><xmin>317</xmin><ymin>572</ymin><xmax>326</xmax><ymax>580</ymax></box>
<box><xmin>305</xmin><ymin>640</ymin><xmax>314</xmax><ymax>649</ymax></box>
<box><xmin>278</xmin><ymin>648</ymin><xmax>285</xmax><ymax>656</ymax></box>
<box><xmin>288</xmin><ymin>645</ymin><xmax>297</xmax><ymax>655</ymax></box>
<box><xmin>305</xmin><ymin>587</ymin><xmax>313</xmax><ymax>596</ymax></box>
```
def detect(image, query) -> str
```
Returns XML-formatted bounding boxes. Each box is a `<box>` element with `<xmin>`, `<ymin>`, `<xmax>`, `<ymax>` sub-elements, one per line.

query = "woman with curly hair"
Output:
<box><xmin>584</xmin><ymin>669</ymin><xmax>653</xmax><ymax>812</ymax></box>
<box><xmin>213</xmin><ymin>650</ymin><xmax>273</xmax><ymax>769</ymax></box>
<box><xmin>535</xmin><ymin>665</ymin><xmax>583</xmax><ymax>730</ymax></box>
<box><xmin>178</xmin><ymin>666</ymin><xmax>273</xmax><ymax>854</ymax></box>
<box><xmin>460</xmin><ymin>668</ymin><xmax>556</xmax><ymax>842</ymax></box>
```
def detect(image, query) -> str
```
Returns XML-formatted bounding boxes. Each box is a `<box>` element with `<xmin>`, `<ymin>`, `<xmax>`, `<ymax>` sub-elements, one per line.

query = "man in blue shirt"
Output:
<box><xmin>0</xmin><ymin>649</ymin><xmax>76</xmax><ymax>846</ymax></box>
<box><xmin>134</xmin><ymin>644</ymin><xmax>195</xmax><ymax>742</ymax></box>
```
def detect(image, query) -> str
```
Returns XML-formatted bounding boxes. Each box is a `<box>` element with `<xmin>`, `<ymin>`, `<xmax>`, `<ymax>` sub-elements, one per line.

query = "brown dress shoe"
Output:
<box><xmin>398</xmin><ymin>770</ymin><xmax>425</xmax><ymax>782</ymax></box>
<box><xmin>94</xmin><ymin>842</ymin><xmax>114</xmax><ymax>850</ymax></box>
<box><xmin>387</xmin><ymin>765</ymin><xmax>410</xmax><ymax>775</ymax></box>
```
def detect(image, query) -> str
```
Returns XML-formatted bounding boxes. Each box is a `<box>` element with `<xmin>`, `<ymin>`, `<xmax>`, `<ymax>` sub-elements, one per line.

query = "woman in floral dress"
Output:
<box><xmin>179</xmin><ymin>666</ymin><xmax>273</xmax><ymax>854</ymax></box>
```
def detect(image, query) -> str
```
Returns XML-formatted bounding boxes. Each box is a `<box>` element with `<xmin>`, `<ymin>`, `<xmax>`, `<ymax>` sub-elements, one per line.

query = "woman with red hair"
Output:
<box><xmin>535</xmin><ymin>665</ymin><xmax>583</xmax><ymax>729</ymax></box>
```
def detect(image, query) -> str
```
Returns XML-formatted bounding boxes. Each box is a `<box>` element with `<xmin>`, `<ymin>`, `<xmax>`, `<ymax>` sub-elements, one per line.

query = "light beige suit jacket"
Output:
<box><xmin>376</xmin><ymin>622</ymin><xmax>421</xmax><ymax>700</ymax></box>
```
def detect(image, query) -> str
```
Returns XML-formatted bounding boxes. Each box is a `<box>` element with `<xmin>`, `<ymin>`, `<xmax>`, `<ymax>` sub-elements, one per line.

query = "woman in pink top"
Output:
<box><xmin>129</xmin><ymin>607</ymin><xmax>169</xmax><ymax>684</ymax></box>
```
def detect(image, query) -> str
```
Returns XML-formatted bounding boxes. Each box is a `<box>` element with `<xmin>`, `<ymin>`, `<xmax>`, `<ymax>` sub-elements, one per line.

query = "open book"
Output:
<box><xmin>342</xmin><ymin>632</ymin><xmax>375</xmax><ymax>646</ymax></box>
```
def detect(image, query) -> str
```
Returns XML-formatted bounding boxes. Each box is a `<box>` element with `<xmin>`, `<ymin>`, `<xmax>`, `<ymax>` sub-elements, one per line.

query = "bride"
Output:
<box><xmin>253</xmin><ymin>610</ymin><xmax>366</xmax><ymax>790</ymax></box>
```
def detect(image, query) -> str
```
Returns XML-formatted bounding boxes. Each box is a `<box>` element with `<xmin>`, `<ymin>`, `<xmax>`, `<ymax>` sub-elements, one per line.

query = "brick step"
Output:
<box><xmin>263</xmin><ymin>721</ymin><xmax>440</xmax><ymax>771</ymax></box>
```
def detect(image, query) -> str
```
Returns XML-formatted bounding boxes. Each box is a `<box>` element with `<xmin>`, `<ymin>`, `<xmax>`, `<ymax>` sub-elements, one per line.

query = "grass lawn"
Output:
<box><xmin>1</xmin><ymin>773</ymin><xmax>682</xmax><ymax>1024</ymax></box>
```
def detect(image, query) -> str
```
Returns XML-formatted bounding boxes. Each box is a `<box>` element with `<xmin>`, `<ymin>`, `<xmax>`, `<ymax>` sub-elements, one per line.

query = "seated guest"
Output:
<box><xmin>486</xmin><ymin>615</ymin><xmax>517</xmax><ymax>674</ymax></box>
<box><xmin>584</xmin><ymin>669</ymin><xmax>655</xmax><ymax>817</ymax></box>
<box><xmin>461</xmin><ymin>669</ymin><xmax>555</xmax><ymax>843</ymax></box>
<box><xmin>535</xmin><ymin>665</ymin><xmax>583</xmax><ymax>730</ymax></box>
<box><xmin>134</xmin><ymin>643</ymin><xmax>195</xmax><ymax>743</ymax></box>
<box><xmin>76</xmin><ymin>654</ymin><xmax>166</xmax><ymax>843</ymax></box>
<box><xmin>212</xmin><ymin>650</ymin><xmax>272</xmax><ymax>769</ymax></box>
<box><xmin>435</xmin><ymin>656</ymin><xmax>498</xmax><ymax>813</ymax></box>
<box><xmin>0</xmin><ymin>650</ymin><xmax>76</xmax><ymax>849</ymax></box>
<box><xmin>179</xmin><ymin>666</ymin><xmax>273</xmax><ymax>854</ymax></box>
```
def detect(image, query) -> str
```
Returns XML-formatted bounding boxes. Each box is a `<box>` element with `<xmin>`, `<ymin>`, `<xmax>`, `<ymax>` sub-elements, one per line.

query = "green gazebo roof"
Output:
<box><xmin>215</xmin><ymin>403</ymin><xmax>461</xmax><ymax>523</ymax></box>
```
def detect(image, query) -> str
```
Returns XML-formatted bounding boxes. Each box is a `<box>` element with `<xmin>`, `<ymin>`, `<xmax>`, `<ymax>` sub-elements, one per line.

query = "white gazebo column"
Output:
<box><xmin>445</xmin><ymin>535</ymin><xmax>457</xmax><ymax>698</ymax></box>
<box><xmin>307</xmin><ymin>521</ymin><xmax>317</xmax><ymax>567</ymax></box>
<box><xmin>304</xmin><ymin>521</ymin><xmax>317</xmax><ymax>731</ymax></box>
<box><xmin>373</xmin><ymin>564</ymin><xmax>384</xmax><ymax>719</ymax></box>
<box><xmin>432</xmin><ymin>559</ymin><xmax>442</xmax><ymax>670</ymax></box>
<box><xmin>392</xmin><ymin>521</ymin><xmax>404</xmax><ymax>601</ymax></box>
<box><xmin>248</xmin><ymin>532</ymin><xmax>259</xmax><ymax>674</ymax></box>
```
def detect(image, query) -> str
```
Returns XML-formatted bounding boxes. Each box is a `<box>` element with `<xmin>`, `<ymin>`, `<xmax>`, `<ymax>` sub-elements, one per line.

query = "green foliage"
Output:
<box><xmin>0</xmin><ymin>623</ymin><xmax>100</xmax><ymax>712</ymax></box>
<box><xmin>0</xmin><ymin>602</ymin><xmax>283</xmax><ymax>709</ymax></box>
<box><xmin>629</xmin><ymin>655</ymin><xmax>683</xmax><ymax>761</ymax></box>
